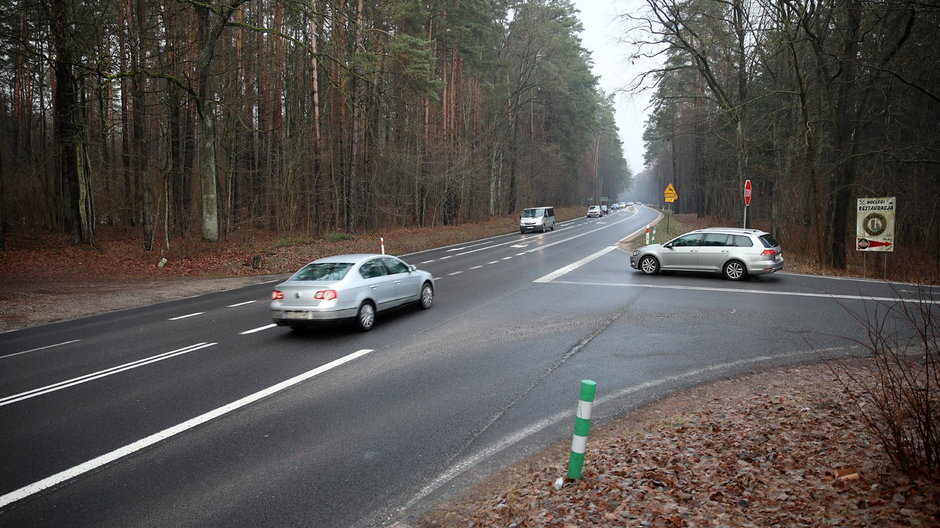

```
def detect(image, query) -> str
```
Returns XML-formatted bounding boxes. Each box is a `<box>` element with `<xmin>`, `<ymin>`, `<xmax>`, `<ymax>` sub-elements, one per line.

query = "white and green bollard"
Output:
<box><xmin>567</xmin><ymin>379</ymin><xmax>597</xmax><ymax>480</ymax></box>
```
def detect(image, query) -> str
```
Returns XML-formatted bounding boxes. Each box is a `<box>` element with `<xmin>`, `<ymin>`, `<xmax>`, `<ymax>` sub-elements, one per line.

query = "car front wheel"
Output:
<box><xmin>418</xmin><ymin>282</ymin><xmax>434</xmax><ymax>309</ymax></box>
<box><xmin>723</xmin><ymin>260</ymin><xmax>747</xmax><ymax>281</ymax></box>
<box><xmin>639</xmin><ymin>255</ymin><xmax>660</xmax><ymax>275</ymax></box>
<box><xmin>356</xmin><ymin>301</ymin><xmax>376</xmax><ymax>331</ymax></box>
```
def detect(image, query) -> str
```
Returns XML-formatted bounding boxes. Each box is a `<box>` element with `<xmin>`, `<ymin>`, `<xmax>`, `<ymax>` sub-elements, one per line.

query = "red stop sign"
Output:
<box><xmin>744</xmin><ymin>180</ymin><xmax>752</xmax><ymax>206</ymax></box>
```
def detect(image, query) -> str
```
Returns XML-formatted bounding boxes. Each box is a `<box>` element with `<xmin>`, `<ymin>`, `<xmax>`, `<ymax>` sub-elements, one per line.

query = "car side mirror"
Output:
<box><xmin>664</xmin><ymin>242</ymin><xmax>674</xmax><ymax>249</ymax></box>
<box><xmin>408</xmin><ymin>265</ymin><xmax>416</xmax><ymax>272</ymax></box>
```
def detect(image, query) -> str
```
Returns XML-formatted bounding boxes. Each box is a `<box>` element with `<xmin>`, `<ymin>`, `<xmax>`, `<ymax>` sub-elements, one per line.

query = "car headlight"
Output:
<box><xmin>632</xmin><ymin>250</ymin><xmax>639</xmax><ymax>256</ymax></box>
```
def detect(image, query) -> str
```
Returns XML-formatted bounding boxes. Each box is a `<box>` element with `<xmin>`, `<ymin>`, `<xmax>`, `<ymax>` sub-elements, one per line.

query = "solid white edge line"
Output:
<box><xmin>403</xmin><ymin>346</ymin><xmax>850</xmax><ymax>510</ymax></box>
<box><xmin>0</xmin><ymin>348</ymin><xmax>374</xmax><ymax>509</ymax></box>
<box><xmin>0</xmin><ymin>340</ymin><xmax>80</xmax><ymax>361</ymax></box>
<box><xmin>0</xmin><ymin>343</ymin><xmax>217</xmax><ymax>407</ymax></box>
<box><xmin>548</xmin><ymin>279</ymin><xmax>940</xmax><ymax>305</ymax></box>
<box><xmin>240</xmin><ymin>324</ymin><xmax>278</xmax><ymax>335</ymax></box>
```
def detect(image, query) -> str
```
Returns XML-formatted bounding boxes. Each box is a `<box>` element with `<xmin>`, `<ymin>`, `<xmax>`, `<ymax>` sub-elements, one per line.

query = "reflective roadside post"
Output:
<box><xmin>567</xmin><ymin>380</ymin><xmax>597</xmax><ymax>480</ymax></box>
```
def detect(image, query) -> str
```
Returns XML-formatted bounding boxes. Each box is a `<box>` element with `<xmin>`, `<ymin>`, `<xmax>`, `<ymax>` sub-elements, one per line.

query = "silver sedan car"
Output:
<box><xmin>630</xmin><ymin>227</ymin><xmax>784</xmax><ymax>280</ymax></box>
<box><xmin>271</xmin><ymin>254</ymin><xmax>434</xmax><ymax>331</ymax></box>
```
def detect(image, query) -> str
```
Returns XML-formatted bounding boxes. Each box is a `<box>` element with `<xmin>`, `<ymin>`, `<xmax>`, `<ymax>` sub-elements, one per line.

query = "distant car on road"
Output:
<box><xmin>586</xmin><ymin>205</ymin><xmax>602</xmax><ymax>218</ymax></box>
<box><xmin>630</xmin><ymin>227</ymin><xmax>784</xmax><ymax>280</ymax></box>
<box><xmin>271</xmin><ymin>254</ymin><xmax>434</xmax><ymax>331</ymax></box>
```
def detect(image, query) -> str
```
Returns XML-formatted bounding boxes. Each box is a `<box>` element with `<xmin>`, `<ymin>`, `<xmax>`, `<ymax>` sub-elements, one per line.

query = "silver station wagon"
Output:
<box><xmin>271</xmin><ymin>254</ymin><xmax>434</xmax><ymax>331</ymax></box>
<box><xmin>630</xmin><ymin>227</ymin><xmax>784</xmax><ymax>280</ymax></box>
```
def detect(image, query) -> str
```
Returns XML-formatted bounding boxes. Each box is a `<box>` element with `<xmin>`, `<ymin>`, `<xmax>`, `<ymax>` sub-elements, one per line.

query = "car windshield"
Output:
<box><xmin>292</xmin><ymin>262</ymin><xmax>353</xmax><ymax>281</ymax></box>
<box><xmin>522</xmin><ymin>209</ymin><xmax>543</xmax><ymax>218</ymax></box>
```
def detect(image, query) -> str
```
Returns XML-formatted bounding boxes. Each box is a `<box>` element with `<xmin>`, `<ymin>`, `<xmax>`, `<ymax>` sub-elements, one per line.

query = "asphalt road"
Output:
<box><xmin>1</xmin><ymin>206</ymin><xmax>936</xmax><ymax>527</ymax></box>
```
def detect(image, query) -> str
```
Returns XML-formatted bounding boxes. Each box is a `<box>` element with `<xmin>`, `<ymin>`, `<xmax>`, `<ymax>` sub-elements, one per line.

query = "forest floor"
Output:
<box><xmin>1</xmin><ymin>211</ymin><xmax>937</xmax><ymax>527</ymax></box>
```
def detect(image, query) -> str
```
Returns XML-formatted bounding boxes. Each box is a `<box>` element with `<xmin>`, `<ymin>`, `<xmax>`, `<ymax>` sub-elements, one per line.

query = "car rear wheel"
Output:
<box><xmin>723</xmin><ymin>260</ymin><xmax>747</xmax><ymax>281</ymax></box>
<box><xmin>418</xmin><ymin>282</ymin><xmax>434</xmax><ymax>309</ymax></box>
<box><xmin>356</xmin><ymin>301</ymin><xmax>376</xmax><ymax>332</ymax></box>
<box><xmin>639</xmin><ymin>255</ymin><xmax>660</xmax><ymax>275</ymax></box>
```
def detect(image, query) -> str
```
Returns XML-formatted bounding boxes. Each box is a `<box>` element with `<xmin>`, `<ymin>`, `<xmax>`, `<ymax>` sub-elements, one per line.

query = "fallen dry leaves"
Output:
<box><xmin>417</xmin><ymin>366</ymin><xmax>939</xmax><ymax>527</ymax></box>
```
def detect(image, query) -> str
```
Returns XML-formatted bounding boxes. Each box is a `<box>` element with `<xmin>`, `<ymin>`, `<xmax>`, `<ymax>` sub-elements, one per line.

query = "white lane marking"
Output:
<box><xmin>440</xmin><ymin>256</ymin><xmax>453</xmax><ymax>260</ymax></box>
<box><xmin>0</xmin><ymin>340</ymin><xmax>80</xmax><ymax>361</ymax></box>
<box><xmin>502</xmin><ymin>257</ymin><xmax>512</xmax><ymax>261</ymax></box>
<box><xmin>0</xmin><ymin>343</ymin><xmax>217</xmax><ymax>407</ymax></box>
<box><xmin>227</xmin><ymin>300</ymin><xmax>257</xmax><ymax>308</ymax></box>
<box><xmin>0</xmin><ymin>348</ymin><xmax>374</xmax><ymax>509</ymax></box>
<box><xmin>403</xmin><ymin>346</ymin><xmax>847</xmax><ymax>510</ymax></box>
<box><xmin>169</xmin><ymin>312</ymin><xmax>204</xmax><ymax>321</ymax></box>
<box><xmin>487</xmin><ymin>261</ymin><xmax>499</xmax><ymax>265</ymax></box>
<box><xmin>448</xmin><ymin>271</ymin><xmax>463</xmax><ymax>276</ymax></box>
<box><xmin>420</xmin><ymin>260</ymin><xmax>435</xmax><ymax>264</ymax></box>
<box><xmin>546</xmin><ymin>279</ymin><xmax>940</xmax><ymax>305</ymax></box>
<box><xmin>240</xmin><ymin>324</ymin><xmax>277</xmax><ymax>335</ymax></box>
<box><xmin>534</xmin><ymin>246</ymin><xmax>619</xmax><ymax>283</ymax></box>
<box><xmin>469</xmin><ymin>266</ymin><xmax>482</xmax><ymax>270</ymax></box>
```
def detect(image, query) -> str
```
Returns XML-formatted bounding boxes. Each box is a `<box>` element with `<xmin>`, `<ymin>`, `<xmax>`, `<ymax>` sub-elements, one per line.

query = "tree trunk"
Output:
<box><xmin>51</xmin><ymin>0</ymin><xmax>94</xmax><ymax>245</ymax></box>
<box><xmin>826</xmin><ymin>0</ymin><xmax>862</xmax><ymax>269</ymax></box>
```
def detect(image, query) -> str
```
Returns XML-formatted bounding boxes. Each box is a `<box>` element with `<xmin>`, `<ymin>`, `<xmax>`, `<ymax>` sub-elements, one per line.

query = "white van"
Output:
<box><xmin>519</xmin><ymin>206</ymin><xmax>555</xmax><ymax>233</ymax></box>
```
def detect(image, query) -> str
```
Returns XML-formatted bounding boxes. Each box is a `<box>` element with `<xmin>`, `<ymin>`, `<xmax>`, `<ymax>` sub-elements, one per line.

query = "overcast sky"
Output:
<box><xmin>570</xmin><ymin>0</ymin><xmax>656</xmax><ymax>175</ymax></box>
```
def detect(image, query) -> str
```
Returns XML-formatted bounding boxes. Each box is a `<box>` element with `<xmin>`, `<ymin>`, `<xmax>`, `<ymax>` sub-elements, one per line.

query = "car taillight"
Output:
<box><xmin>761</xmin><ymin>249</ymin><xmax>777</xmax><ymax>257</ymax></box>
<box><xmin>315</xmin><ymin>290</ymin><xmax>338</xmax><ymax>301</ymax></box>
<box><xmin>272</xmin><ymin>290</ymin><xmax>284</xmax><ymax>300</ymax></box>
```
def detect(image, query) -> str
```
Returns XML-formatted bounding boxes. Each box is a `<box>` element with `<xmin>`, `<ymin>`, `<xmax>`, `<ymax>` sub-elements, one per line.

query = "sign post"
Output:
<box><xmin>743</xmin><ymin>180</ymin><xmax>752</xmax><ymax>229</ymax></box>
<box><xmin>856</xmin><ymin>197</ymin><xmax>896</xmax><ymax>279</ymax></box>
<box><xmin>663</xmin><ymin>183</ymin><xmax>677</xmax><ymax>232</ymax></box>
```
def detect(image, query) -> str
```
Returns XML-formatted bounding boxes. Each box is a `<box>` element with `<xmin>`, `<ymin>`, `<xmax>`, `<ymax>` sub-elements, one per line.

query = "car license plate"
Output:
<box><xmin>284</xmin><ymin>311</ymin><xmax>311</xmax><ymax>320</ymax></box>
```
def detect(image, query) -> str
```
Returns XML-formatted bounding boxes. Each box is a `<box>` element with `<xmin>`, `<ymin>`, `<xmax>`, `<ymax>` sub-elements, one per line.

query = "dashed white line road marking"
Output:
<box><xmin>469</xmin><ymin>266</ymin><xmax>482</xmax><ymax>270</ymax></box>
<box><xmin>227</xmin><ymin>300</ymin><xmax>257</xmax><ymax>308</ymax></box>
<box><xmin>502</xmin><ymin>257</ymin><xmax>512</xmax><ymax>261</ymax></box>
<box><xmin>169</xmin><ymin>312</ymin><xmax>204</xmax><ymax>321</ymax></box>
<box><xmin>240</xmin><ymin>324</ymin><xmax>278</xmax><ymax>335</ymax></box>
<box><xmin>0</xmin><ymin>348</ymin><xmax>374</xmax><ymax>509</ymax></box>
<box><xmin>448</xmin><ymin>271</ymin><xmax>464</xmax><ymax>276</ymax></box>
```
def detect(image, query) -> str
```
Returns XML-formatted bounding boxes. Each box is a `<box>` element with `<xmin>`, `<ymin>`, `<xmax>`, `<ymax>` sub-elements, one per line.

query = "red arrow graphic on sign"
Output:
<box><xmin>867</xmin><ymin>240</ymin><xmax>893</xmax><ymax>248</ymax></box>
